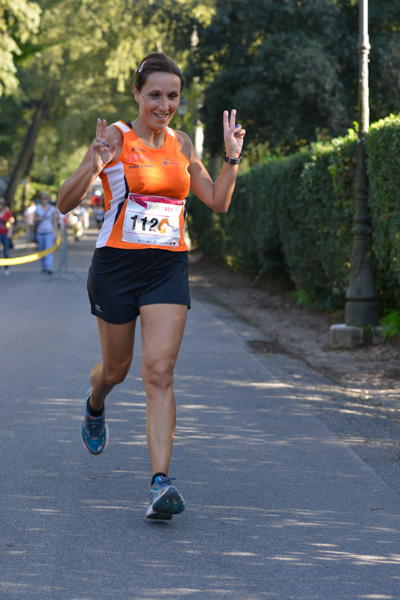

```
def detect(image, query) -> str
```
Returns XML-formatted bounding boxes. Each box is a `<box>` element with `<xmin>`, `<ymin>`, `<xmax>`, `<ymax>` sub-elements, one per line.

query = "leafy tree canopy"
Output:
<box><xmin>2</xmin><ymin>0</ymin><xmax>400</xmax><ymax>203</ymax></box>
<box><xmin>0</xmin><ymin>0</ymin><xmax>215</xmax><ymax>194</ymax></box>
<box><xmin>0</xmin><ymin>0</ymin><xmax>41</xmax><ymax>96</ymax></box>
<box><xmin>191</xmin><ymin>0</ymin><xmax>400</xmax><ymax>155</ymax></box>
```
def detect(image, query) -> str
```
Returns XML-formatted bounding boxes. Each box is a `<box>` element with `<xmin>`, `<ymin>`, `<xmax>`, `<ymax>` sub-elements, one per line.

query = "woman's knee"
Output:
<box><xmin>102</xmin><ymin>360</ymin><xmax>131</xmax><ymax>386</ymax></box>
<box><xmin>142</xmin><ymin>357</ymin><xmax>175</xmax><ymax>390</ymax></box>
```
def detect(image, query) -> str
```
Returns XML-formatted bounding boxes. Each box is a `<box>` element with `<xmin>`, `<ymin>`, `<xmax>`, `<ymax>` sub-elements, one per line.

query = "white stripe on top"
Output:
<box><xmin>112</xmin><ymin>121</ymin><xmax>131</xmax><ymax>133</ymax></box>
<box><xmin>96</xmin><ymin>161</ymin><xmax>126</xmax><ymax>248</ymax></box>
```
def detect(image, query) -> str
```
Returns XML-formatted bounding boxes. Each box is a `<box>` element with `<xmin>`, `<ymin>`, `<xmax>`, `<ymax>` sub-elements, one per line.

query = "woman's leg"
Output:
<box><xmin>140</xmin><ymin>304</ymin><xmax>188</xmax><ymax>475</ymax></box>
<box><xmin>42</xmin><ymin>232</ymin><xmax>55</xmax><ymax>271</ymax></box>
<box><xmin>37</xmin><ymin>234</ymin><xmax>46</xmax><ymax>270</ymax></box>
<box><xmin>2</xmin><ymin>235</ymin><xmax>10</xmax><ymax>259</ymax></box>
<box><xmin>0</xmin><ymin>234</ymin><xmax>9</xmax><ymax>273</ymax></box>
<box><xmin>89</xmin><ymin>317</ymin><xmax>137</xmax><ymax>410</ymax></box>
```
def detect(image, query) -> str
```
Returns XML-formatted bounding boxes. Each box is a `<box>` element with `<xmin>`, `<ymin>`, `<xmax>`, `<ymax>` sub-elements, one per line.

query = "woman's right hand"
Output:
<box><xmin>57</xmin><ymin>118</ymin><xmax>120</xmax><ymax>215</ymax></box>
<box><xmin>91</xmin><ymin>119</ymin><xmax>119</xmax><ymax>173</ymax></box>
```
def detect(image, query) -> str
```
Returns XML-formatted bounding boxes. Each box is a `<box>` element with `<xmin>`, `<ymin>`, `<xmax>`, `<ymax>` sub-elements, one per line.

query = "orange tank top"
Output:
<box><xmin>97</xmin><ymin>121</ymin><xmax>190</xmax><ymax>251</ymax></box>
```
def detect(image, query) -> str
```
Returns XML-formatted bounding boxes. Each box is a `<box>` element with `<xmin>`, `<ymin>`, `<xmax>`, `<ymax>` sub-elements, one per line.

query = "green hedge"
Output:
<box><xmin>187</xmin><ymin>114</ymin><xmax>400</xmax><ymax>312</ymax></box>
<box><xmin>366</xmin><ymin>115</ymin><xmax>400</xmax><ymax>309</ymax></box>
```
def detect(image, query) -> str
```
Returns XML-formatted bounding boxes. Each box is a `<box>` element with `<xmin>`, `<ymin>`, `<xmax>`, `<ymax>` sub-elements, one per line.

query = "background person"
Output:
<box><xmin>0</xmin><ymin>196</ymin><xmax>14</xmax><ymax>275</ymax></box>
<box><xmin>35</xmin><ymin>192</ymin><xmax>58</xmax><ymax>274</ymax></box>
<box><xmin>94</xmin><ymin>202</ymin><xmax>104</xmax><ymax>230</ymax></box>
<box><xmin>24</xmin><ymin>199</ymin><xmax>37</xmax><ymax>243</ymax></box>
<box><xmin>57</xmin><ymin>52</ymin><xmax>245</xmax><ymax>521</ymax></box>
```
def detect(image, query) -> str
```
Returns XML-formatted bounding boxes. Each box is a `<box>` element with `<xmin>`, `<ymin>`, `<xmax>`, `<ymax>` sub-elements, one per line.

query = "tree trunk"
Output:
<box><xmin>5</xmin><ymin>91</ymin><xmax>51</xmax><ymax>210</ymax></box>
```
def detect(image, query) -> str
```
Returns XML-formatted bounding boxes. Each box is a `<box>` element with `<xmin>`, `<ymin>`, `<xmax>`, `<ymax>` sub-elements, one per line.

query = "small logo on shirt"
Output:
<box><xmin>129</xmin><ymin>164</ymin><xmax>154</xmax><ymax>169</ymax></box>
<box><xmin>162</xmin><ymin>159</ymin><xmax>182</xmax><ymax>166</ymax></box>
<box><xmin>129</xmin><ymin>147</ymin><xmax>149</xmax><ymax>163</ymax></box>
<box><xmin>94</xmin><ymin>304</ymin><xmax>102</xmax><ymax>313</ymax></box>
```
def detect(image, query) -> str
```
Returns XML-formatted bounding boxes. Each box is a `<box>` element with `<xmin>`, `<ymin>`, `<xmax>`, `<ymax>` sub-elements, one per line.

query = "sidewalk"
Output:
<box><xmin>1</xmin><ymin>231</ymin><xmax>399</xmax><ymax>600</ymax></box>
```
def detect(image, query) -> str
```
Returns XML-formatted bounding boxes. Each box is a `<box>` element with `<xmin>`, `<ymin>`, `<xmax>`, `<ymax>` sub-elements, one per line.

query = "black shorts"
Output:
<box><xmin>87</xmin><ymin>247</ymin><xmax>191</xmax><ymax>324</ymax></box>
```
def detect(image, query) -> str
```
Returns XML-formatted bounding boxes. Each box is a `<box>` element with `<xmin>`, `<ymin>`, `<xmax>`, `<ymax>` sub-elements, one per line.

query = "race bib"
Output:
<box><xmin>122</xmin><ymin>193</ymin><xmax>185</xmax><ymax>247</ymax></box>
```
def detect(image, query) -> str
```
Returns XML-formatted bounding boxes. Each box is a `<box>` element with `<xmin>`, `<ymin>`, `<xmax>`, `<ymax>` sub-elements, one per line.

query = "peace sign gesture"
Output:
<box><xmin>91</xmin><ymin>118</ymin><xmax>119</xmax><ymax>173</ymax></box>
<box><xmin>223</xmin><ymin>109</ymin><xmax>246</xmax><ymax>159</ymax></box>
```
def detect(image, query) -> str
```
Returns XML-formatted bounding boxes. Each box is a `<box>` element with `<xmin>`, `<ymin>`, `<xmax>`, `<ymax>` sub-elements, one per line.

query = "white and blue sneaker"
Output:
<box><xmin>146</xmin><ymin>476</ymin><xmax>185</xmax><ymax>520</ymax></box>
<box><xmin>81</xmin><ymin>389</ymin><xmax>108</xmax><ymax>455</ymax></box>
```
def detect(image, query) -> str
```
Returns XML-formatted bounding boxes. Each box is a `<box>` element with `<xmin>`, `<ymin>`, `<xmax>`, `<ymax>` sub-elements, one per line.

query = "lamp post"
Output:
<box><xmin>330</xmin><ymin>0</ymin><xmax>381</xmax><ymax>347</ymax></box>
<box><xmin>344</xmin><ymin>0</ymin><xmax>379</xmax><ymax>327</ymax></box>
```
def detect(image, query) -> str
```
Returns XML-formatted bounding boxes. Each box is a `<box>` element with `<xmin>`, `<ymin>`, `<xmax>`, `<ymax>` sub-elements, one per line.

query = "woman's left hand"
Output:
<box><xmin>223</xmin><ymin>109</ymin><xmax>246</xmax><ymax>160</ymax></box>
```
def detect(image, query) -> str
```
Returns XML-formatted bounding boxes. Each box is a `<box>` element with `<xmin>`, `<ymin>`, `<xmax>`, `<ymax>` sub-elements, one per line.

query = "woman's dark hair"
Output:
<box><xmin>135</xmin><ymin>53</ymin><xmax>185</xmax><ymax>92</ymax></box>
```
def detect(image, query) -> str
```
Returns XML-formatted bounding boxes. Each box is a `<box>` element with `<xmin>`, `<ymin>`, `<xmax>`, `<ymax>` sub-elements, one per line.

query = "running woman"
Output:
<box><xmin>57</xmin><ymin>52</ymin><xmax>245</xmax><ymax>520</ymax></box>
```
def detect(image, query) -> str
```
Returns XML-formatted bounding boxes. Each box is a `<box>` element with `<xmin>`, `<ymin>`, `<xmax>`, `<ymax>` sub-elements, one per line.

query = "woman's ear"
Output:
<box><xmin>132</xmin><ymin>85</ymin><xmax>139</xmax><ymax>103</ymax></box>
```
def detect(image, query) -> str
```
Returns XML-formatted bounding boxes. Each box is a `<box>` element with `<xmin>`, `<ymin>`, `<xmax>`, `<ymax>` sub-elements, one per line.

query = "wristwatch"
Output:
<box><xmin>223</xmin><ymin>150</ymin><xmax>243</xmax><ymax>165</ymax></box>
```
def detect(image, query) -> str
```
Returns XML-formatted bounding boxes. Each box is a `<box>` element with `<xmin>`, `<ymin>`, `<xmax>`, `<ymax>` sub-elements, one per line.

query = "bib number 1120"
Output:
<box><xmin>130</xmin><ymin>215</ymin><xmax>168</xmax><ymax>234</ymax></box>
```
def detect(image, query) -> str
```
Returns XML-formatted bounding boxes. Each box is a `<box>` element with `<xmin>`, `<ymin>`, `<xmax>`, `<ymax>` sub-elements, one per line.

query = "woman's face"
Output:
<box><xmin>133</xmin><ymin>72</ymin><xmax>181</xmax><ymax>131</ymax></box>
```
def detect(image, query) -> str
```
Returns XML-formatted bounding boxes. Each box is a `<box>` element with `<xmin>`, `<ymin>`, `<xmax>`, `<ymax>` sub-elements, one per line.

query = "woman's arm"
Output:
<box><xmin>57</xmin><ymin>119</ymin><xmax>121</xmax><ymax>215</ymax></box>
<box><xmin>184</xmin><ymin>110</ymin><xmax>245</xmax><ymax>213</ymax></box>
<box><xmin>6</xmin><ymin>211</ymin><xmax>13</xmax><ymax>237</ymax></box>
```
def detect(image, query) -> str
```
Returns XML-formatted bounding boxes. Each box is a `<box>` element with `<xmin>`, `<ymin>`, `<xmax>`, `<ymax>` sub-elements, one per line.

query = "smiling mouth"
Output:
<box><xmin>153</xmin><ymin>113</ymin><xmax>169</xmax><ymax>120</ymax></box>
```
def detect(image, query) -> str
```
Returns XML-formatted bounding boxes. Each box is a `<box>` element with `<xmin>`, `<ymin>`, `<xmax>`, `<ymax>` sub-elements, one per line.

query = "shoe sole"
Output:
<box><xmin>146</xmin><ymin>508</ymin><xmax>173</xmax><ymax>521</ymax></box>
<box><xmin>150</xmin><ymin>486</ymin><xmax>185</xmax><ymax>517</ymax></box>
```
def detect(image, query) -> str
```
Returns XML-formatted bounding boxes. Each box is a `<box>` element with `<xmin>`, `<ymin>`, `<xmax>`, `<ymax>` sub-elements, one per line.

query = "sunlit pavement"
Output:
<box><xmin>1</xmin><ymin>230</ymin><xmax>399</xmax><ymax>600</ymax></box>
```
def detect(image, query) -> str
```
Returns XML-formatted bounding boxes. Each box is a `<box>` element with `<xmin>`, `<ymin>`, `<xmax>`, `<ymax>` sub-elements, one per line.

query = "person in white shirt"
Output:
<box><xmin>34</xmin><ymin>192</ymin><xmax>58</xmax><ymax>274</ymax></box>
<box><xmin>24</xmin><ymin>200</ymin><xmax>36</xmax><ymax>243</ymax></box>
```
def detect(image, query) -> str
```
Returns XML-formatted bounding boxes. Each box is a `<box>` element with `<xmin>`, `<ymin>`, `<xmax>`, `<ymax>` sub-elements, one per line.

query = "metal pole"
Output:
<box><xmin>49</xmin><ymin>221</ymin><xmax>82</xmax><ymax>283</ymax></box>
<box><xmin>344</xmin><ymin>0</ymin><xmax>380</xmax><ymax>327</ymax></box>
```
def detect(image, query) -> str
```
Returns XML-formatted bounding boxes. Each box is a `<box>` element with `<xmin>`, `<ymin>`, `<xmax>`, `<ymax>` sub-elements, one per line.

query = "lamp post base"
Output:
<box><xmin>330</xmin><ymin>323</ymin><xmax>383</xmax><ymax>348</ymax></box>
<box><xmin>345</xmin><ymin>299</ymin><xmax>380</xmax><ymax>327</ymax></box>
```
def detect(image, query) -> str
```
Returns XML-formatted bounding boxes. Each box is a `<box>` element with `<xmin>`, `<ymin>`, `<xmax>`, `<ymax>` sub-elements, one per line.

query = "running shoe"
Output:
<box><xmin>146</xmin><ymin>476</ymin><xmax>185</xmax><ymax>520</ymax></box>
<box><xmin>81</xmin><ymin>389</ymin><xmax>108</xmax><ymax>455</ymax></box>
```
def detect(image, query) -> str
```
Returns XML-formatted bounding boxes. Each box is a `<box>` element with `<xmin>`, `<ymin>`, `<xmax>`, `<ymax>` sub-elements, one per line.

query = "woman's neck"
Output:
<box><xmin>130</xmin><ymin>118</ymin><xmax>166</xmax><ymax>149</ymax></box>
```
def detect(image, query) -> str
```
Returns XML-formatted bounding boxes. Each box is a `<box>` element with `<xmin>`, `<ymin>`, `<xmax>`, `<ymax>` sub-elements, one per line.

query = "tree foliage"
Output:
<box><xmin>191</xmin><ymin>0</ymin><xmax>400</xmax><ymax>155</ymax></box>
<box><xmin>1</xmin><ymin>0</ymin><xmax>400</xmax><ymax>206</ymax></box>
<box><xmin>0</xmin><ymin>0</ymin><xmax>215</xmax><ymax>206</ymax></box>
<box><xmin>0</xmin><ymin>0</ymin><xmax>41</xmax><ymax>96</ymax></box>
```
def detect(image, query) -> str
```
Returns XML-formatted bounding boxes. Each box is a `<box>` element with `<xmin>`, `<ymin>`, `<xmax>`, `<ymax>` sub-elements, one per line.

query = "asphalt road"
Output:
<box><xmin>1</xmin><ymin>230</ymin><xmax>399</xmax><ymax>600</ymax></box>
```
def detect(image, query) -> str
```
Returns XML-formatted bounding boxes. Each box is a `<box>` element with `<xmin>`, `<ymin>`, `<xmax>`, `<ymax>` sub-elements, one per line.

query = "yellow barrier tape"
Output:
<box><xmin>12</xmin><ymin>226</ymin><xmax>26</xmax><ymax>242</ymax></box>
<box><xmin>0</xmin><ymin>236</ymin><xmax>62</xmax><ymax>266</ymax></box>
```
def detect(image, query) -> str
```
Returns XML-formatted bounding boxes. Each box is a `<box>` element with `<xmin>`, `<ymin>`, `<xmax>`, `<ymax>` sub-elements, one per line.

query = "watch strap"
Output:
<box><xmin>223</xmin><ymin>150</ymin><xmax>243</xmax><ymax>165</ymax></box>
